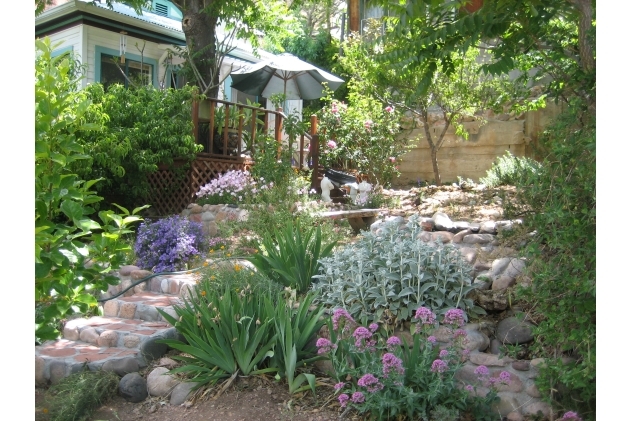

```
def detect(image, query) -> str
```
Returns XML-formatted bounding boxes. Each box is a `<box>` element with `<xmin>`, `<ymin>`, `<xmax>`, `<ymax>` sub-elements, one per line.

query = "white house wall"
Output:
<box><xmin>46</xmin><ymin>25</ymin><xmax>83</xmax><ymax>59</ymax></box>
<box><xmin>85</xmin><ymin>25</ymin><xmax>169</xmax><ymax>87</ymax></box>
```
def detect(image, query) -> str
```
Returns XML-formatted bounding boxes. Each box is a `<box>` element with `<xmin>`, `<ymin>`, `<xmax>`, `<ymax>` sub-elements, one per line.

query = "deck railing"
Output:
<box><xmin>146</xmin><ymin>98</ymin><xmax>322</xmax><ymax>217</ymax></box>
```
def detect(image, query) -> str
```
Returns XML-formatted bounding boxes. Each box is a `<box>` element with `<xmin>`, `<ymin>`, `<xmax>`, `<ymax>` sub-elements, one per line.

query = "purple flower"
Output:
<box><xmin>315</xmin><ymin>338</ymin><xmax>336</xmax><ymax>354</ymax></box>
<box><xmin>332</xmin><ymin>308</ymin><xmax>354</xmax><ymax>330</ymax></box>
<box><xmin>351</xmin><ymin>391</ymin><xmax>365</xmax><ymax>404</ymax></box>
<box><xmin>454</xmin><ymin>329</ymin><xmax>467</xmax><ymax>338</ymax></box>
<box><xmin>427</xmin><ymin>336</ymin><xmax>437</xmax><ymax>344</ymax></box>
<box><xmin>338</xmin><ymin>393</ymin><xmax>349</xmax><ymax>407</ymax></box>
<box><xmin>561</xmin><ymin>412</ymin><xmax>583</xmax><ymax>421</ymax></box>
<box><xmin>465</xmin><ymin>384</ymin><xmax>474</xmax><ymax>392</ymax></box>
<box><xmin>382</xmin><ymin>353</ymin><xmax>405</xmax><ymax>376</ymax></box>
<box><xmin>386</xmin><ymin>336</ymin><xmax>402</xmax><ymax>350</ymax></box>
<box><xmin>357</xmin><ymin>374</ymin><xmax>384</xmax><ymax>392</ymax></box>
<box><xmin>353</xmin><ymin>326</ymin><xmax>373</xmax><ymax>348</ymax></box>
<box><xmin>414</xmin><ymin>307</ymin><xmax>437</xmax><ymax>325</ymax></box>
<box><xmin>334</xmin><ymin>382</ymin><xmax>345</xmax><ymax>391</ymax></box>
<box><xmin>443</xmin><ymin>309</ymin><xmax>466</xmax><ymax>327</ymax></box>
<box><xmin>327</xmin><ymin>140</ymin><xmax>337</xmax><ymax>149</ymax></box>
<box><xmin>439</xmin><ymin>349</ymin><xmax>450</xmax><ymax>359</ymax></box>
<box><xmin>474</xmin><ymin>365</ymin><xmax>489</xmax><ymax>376</ymax></box>
<box><xmin>369</xmin><ymin>323</ymin><xmax>379</xmax><ymax>332</ymax></box>
<box><xmin>498</xmin><ymin>371</ymin><xmax>512</xmax><ymax>384</ymax></box>
<box><xmin>430</xmin><ymin>359</ymin><xmax>448</xmax><ymax>373</ymax></box>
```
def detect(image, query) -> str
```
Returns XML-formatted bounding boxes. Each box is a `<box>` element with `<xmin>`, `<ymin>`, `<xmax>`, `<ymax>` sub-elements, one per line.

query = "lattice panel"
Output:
<box><xmin>147</xmin><ymin>169</ymin><xmax>191</xmax><ymax>216</ymax></box>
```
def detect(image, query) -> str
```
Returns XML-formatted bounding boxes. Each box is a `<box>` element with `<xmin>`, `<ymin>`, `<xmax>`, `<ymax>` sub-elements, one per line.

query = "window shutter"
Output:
<box><xmin>154</xmin><ymin>1</ymin><xmax>168</xmax><ymax>16</ymax></box>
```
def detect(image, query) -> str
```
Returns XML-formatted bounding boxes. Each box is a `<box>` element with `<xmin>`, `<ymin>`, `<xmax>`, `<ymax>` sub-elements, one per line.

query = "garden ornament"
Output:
<box><xmin>321</xmin><ymin>176</ymin><xmax>335</xmax><ymax>202</ymax></box>
<box><xmin>342</xmin><ymin>182</ymin><xmax>359</xmax><ymax>202</ymax></box>
<box><xmin>356</xmin><ymin>180</ymin><xmax>372</xmax><ymax>206</ymax></box>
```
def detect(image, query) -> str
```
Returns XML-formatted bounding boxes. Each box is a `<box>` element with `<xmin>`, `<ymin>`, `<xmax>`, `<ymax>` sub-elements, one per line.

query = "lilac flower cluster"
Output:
<box><xmin>316</xmin><ymin>338</ymin><xmax>337</xmax><ymax>354</ymax></box>
<box><xmin>332</xmin><ymin>308</ymin><xmax>354</xmax><ymax>331</ymax></box>
<box><xmin>134</xmin><ymin>215</ymin><xmax>207</xmax><ymax>272</ymax></box>
<box><xmin>386</xmin><ymin>336</ymin><xmax>402</xmax><ymax>350</ymax></box>
<box><xmin>352</xmin><ymin>326</ymin><xmax>377</xmax><ymax>351</ymax></box>
<box><xmin>382</xmin><ymin>353</ymin><xmax>405</xmax><ymax>376</ymax></box>
<box><xmin>414</xmin><ymin>307</ymin><xmax>437</xmax><ymax>325</ymax></box>
<box><xmin>357</xmin><ymin>373</ymin><xmax>384</xmax><ymax>393</ymax></box>
<box><xmin>561</xmin><ymin>411</ymin><xmax>583</xmax><ymax>421</ymax></box>
<box><xmin>430</xmin><ymin>359</ymin><xmax>448</xmax><ymax>373</ymax></box>
<box><xmin>443</xmin><ymin>309</ymin><xmax>466</xmax><ymax>328</ymax></box>
<box><xmin>473</xmin><ymin>365</ymin><xmax>513</xmax><ymax>388</ymax></box>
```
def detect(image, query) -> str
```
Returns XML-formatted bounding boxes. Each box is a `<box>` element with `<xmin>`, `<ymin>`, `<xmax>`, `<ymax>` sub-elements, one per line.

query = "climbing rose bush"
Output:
<box><xmin>134</xmin><ymin>215</ymin><xmax>207</xmax><ymax>272</ymax></box>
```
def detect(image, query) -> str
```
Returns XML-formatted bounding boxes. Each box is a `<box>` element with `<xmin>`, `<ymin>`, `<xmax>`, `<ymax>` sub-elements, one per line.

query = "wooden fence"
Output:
<box><xmin>146</xmin><ymin>98</ymin><xmax>321</xmax><ymax>217</ymax></box>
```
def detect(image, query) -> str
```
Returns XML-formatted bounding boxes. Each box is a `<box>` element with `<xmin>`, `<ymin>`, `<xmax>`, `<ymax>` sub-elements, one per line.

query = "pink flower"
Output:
<box><xmin>351</xmin><ymin>391</ymin><xmax>365</xmax><ymax>404</ymax></box>
<box><xmin>443</xmin><ymin>309</ymin><xmax>466</xmax><ymax>327</ymax></box>
<box><xmin>327</xmin><ymin>140</ymin><xmax>337</xmax><ymax>149</ymax></box>
<box><xmin>332</xmin><ymin>308</ymin><xmax>354</xmax><ymax>330</ymax></box>
<box><xmin>386</xmin><ymin>336</ymin><xmax>402</xmax><ymax>349</ymax></box>
<box><xmin>430</xmin><ymin>359</ymin><xmax>448</xmax><ymax>373</ymax></box>
<box><xmin>427</xmin><ymin>336</ymin><xmax>437</xmax><ymax>344</ymax></box>
<box><xmin>334</xmin><ymin>382</ymin><xmax>345</xmax><ymax>390</ymax></box>
<box><xmin>385</xmin><ymin>106</ymin><xmax>393</xmax><ymax>113</ymax></box>
<box><xmin>357</xmin><ymin>373</ymin><xmax>384</xmax><ymax>392</ymax></box>
<box><xmin>364</xmin><ymin>120</ymin><xmax>373</xmax><ymax>129</ymax></box>
<box><xmin>338</xmin><ymin>393</ymin><xmax>349</xmax><ymax>407</ymax></box>
<box><xmin>382</xmin><ymin>353</ymin><xmax>405</xmax><ymax>376</ymax></box>
<box><xmin>389</xmin><ymin>157</ymin><xmax>396</xmax><ymax>163</ymax></box>
<box><xmin>414</xmin><ymin>307</ymin><xmax>436</xmax><ymax>325</ymax></box>
<box><xmin>315</xmin><ymin>338</ymin><xmax>337</xmax><ymax>354</ymax></box>
<box><xmin>439</xmin><ymin>349</ymin><xmax>450</xmax><ymax>359</ymax></box>
<box><xmin>562</xmin><ymin>412</ymin><xmax>583</xmax><ymax>421</ymax></box>
<box><xmin>369</xmin><ymin>323</ymin><xmax>379</xmax><ymax>332</ymax></box>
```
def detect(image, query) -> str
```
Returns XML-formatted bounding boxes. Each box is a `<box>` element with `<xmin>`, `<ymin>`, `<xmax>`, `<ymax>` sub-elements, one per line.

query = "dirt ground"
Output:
<box><xmin>35</xmin><ymin>184</ymin><xmax>515</xmax><ymax>421</ymax></box>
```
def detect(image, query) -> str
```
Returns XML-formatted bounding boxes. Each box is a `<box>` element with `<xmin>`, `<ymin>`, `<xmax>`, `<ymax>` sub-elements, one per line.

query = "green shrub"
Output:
<box><xmin>76</xmin><ymin>83</ymin><xmax>201</xmax><ymax>209</ymax></box>
<box><xmin>247</xmin><ymin>220</ymin><xmax>338</xmax><ymax>293</ymax></box>
<box><xmin>312</xmin><ymin>215</ymin><xmax>484</xmax><ymax>326</ymax></box>
<box><xmin>35</xmin><ymin>37</ymin><xmax>146</xmax><ymax>342</ymax></box>
<box><xmin>46</xmin><ymin>369</ymin><xmax>119</xmax><ymax>421</ymax></box>
<box><xmin>514</xmin><ymin>103</ymin><xmax>595</xmax><ymax>419</ymax></box>
<box><xmin>479</xmin><ymin>151</ymin><xmax>542</xmax><ymax>187</ymax></box>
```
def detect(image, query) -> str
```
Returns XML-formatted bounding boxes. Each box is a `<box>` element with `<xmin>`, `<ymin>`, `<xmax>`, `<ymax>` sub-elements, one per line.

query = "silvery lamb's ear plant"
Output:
<box><xmin>312</xmin><ymin>215</ymin><xmax>484</xmax><ymax>326</ymax></box>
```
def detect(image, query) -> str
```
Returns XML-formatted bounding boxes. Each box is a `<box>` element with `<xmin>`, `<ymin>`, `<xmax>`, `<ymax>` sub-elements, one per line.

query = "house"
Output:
<box><xmin>34</xmin><ymin>0</ymin><xmax>299</xmax><ymax>112</ymax></box>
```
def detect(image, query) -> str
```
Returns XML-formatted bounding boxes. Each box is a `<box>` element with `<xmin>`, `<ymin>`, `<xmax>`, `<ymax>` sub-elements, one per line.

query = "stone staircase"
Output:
<box><xmin>35</xmin><ymin>265</ymin><xmax>200</xmax><ymax>385</ymax></box>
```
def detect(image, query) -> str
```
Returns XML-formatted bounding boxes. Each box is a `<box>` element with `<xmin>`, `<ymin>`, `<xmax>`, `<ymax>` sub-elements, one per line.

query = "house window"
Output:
<box><xmin>100</xmin><ymin>54</ymin><xmax>153</xmax><ymax>89</ymax></box>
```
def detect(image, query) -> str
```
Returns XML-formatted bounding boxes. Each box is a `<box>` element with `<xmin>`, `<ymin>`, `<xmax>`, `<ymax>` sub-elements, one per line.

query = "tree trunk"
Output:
<box><xmin>175</xmin><ymin>1</ymin><xmax>220</xmax><ymax>98</ymax></box>
<box><xmin>430</xmin><ymin>147</ymin><xmax>441</xmax><ymax>186</ymax></box>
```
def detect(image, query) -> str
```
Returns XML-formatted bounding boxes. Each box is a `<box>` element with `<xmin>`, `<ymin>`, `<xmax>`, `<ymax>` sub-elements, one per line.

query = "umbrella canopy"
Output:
<box><xmin>230</xmin><ymin>53</ymin><xmax>345</xmax><ymax>100</ymax></box>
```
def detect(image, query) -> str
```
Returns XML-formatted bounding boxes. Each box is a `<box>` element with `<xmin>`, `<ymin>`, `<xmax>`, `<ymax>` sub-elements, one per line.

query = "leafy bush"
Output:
<box><xmin>247</xmin><ymin>221</ymin><xmax>338</xmax><ymax>293</ymax></box>
<box><xmin>199</xmin><ymin>262</ymin><xmax>283</xmax><ymax>298</ymax></box>
<box><xmin>134</xmin><ymin>215</ymin><xmax>207</xmax><ymax>272</ymax></box>
<box><xmin>318</xmin><ymin>307</ymin><xmax>503</xmax><ymax>420</ymax></box>
<box><xmin>35</xmin><ymin>37</ymin><xmax>146</xmax><ymax>342</ymax></box>
<box><xmin>514</xmin><ymin>103</ymin><xmax>595</xmax><ymax>419</ymax></box>
<box><xmin>312</xmin><ymin>215</ymin><xmax>484</xmax><ymax>326</ymax></box>
<box><xmin>479</xmin><ymin>151</ymin><xmax>542</xmax><ymax>187</ymax></box>
<box><xmin>46</xmin><ymin>369</ymin><xmax>120</xmax><ymax>421</ymax></box>
<box><xmin>76</xmin><ymin>83</ymin><xmax>201</xmax><ymax>209</ymax></box>
<box><xmin>250</xmin><ymin>134</ymin><xmax>297</xmax><ymax>187</ymax></box>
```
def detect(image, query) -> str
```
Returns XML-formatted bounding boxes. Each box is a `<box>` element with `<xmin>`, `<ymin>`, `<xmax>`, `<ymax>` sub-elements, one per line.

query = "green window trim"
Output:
<box><xmin>95</xmin><ymin>46</ymin><xmax>158</xmax><ymax>88</ymax></box>
<box><xmin>51</xmin><ymin>45</ymin><xmax>74</xmax><ymax>58</ymax></box>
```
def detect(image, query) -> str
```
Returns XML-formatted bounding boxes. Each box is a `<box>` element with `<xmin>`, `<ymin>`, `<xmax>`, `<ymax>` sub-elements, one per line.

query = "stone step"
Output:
<box><xmin>101</xmin><ymin>291</ymin><xmax>183</xmax><ymax>323</ymax></box>
<box><xmin>37</xmin><ymin>316</ymin><xmax>182</xmax><ymax>385</ymax></box>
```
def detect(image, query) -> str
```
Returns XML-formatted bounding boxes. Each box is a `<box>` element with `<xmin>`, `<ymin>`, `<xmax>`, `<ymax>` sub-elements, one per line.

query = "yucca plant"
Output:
<box><xmin>247</xmin><ymin>221</ymin><xmax>337</xmax><ymax>293</ymax></box>
<box><xmin>158</xmin><ymin>283</ymin><xmax>278</xmax><ymax>389</ymax></box>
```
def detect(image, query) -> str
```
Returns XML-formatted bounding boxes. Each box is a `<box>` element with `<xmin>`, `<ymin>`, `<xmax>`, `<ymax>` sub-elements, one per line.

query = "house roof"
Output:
<box><xmin>35</xmin><ymin>0</ymin><xmax>276</xmax><ymax>64</ymax></box>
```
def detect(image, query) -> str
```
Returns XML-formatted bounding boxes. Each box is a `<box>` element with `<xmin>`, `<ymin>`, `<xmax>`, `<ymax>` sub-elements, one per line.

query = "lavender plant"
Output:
<box><xmin>318</xmin><ymin>307</ymin><xmax>509</xmax><ymax>420</ymax></box>
<box><xmin>312</xmin><ymin>215</ymin><xmax>484</xmax><ymax>326</ymax></box>
<box><xmin>134</xmin><ymin>215</ymin><xmax>207</xmax><ymax>272</ymax></box>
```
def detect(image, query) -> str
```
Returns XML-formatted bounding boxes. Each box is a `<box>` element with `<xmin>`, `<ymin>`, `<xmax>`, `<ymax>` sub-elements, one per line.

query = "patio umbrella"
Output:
<box><xmin>230</xmin><ymin>53</ymin><xmax>345</xmax><ymax>100</ymax></box>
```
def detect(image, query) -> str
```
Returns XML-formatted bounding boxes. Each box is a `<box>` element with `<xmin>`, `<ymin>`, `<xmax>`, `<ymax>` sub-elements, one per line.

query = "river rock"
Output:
<box><xmin>496</xmin><ymin>316</ymin><xmax>535</xmax><ymax>345</ymax></box>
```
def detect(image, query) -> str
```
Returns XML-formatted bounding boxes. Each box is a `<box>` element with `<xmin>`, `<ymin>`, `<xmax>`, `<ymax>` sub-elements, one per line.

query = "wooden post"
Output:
<box><xmin>348</xmin><ymin>0</ymin><xmax>360</xmax><ymax>33</ymax></box>
<box><xmin>192</xmin><ymin>99</ymin><xmax>199</xmax><ymax>145</ymax></box>
<box><xmin>310</xmin><ymin>114</ymin><xmax>319</xmax><ymax>192</ymax></box>
<box><xmin>275</xmin><ymin>107</ymin><xmax>283</xmax><ymax>159</ymax></box>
